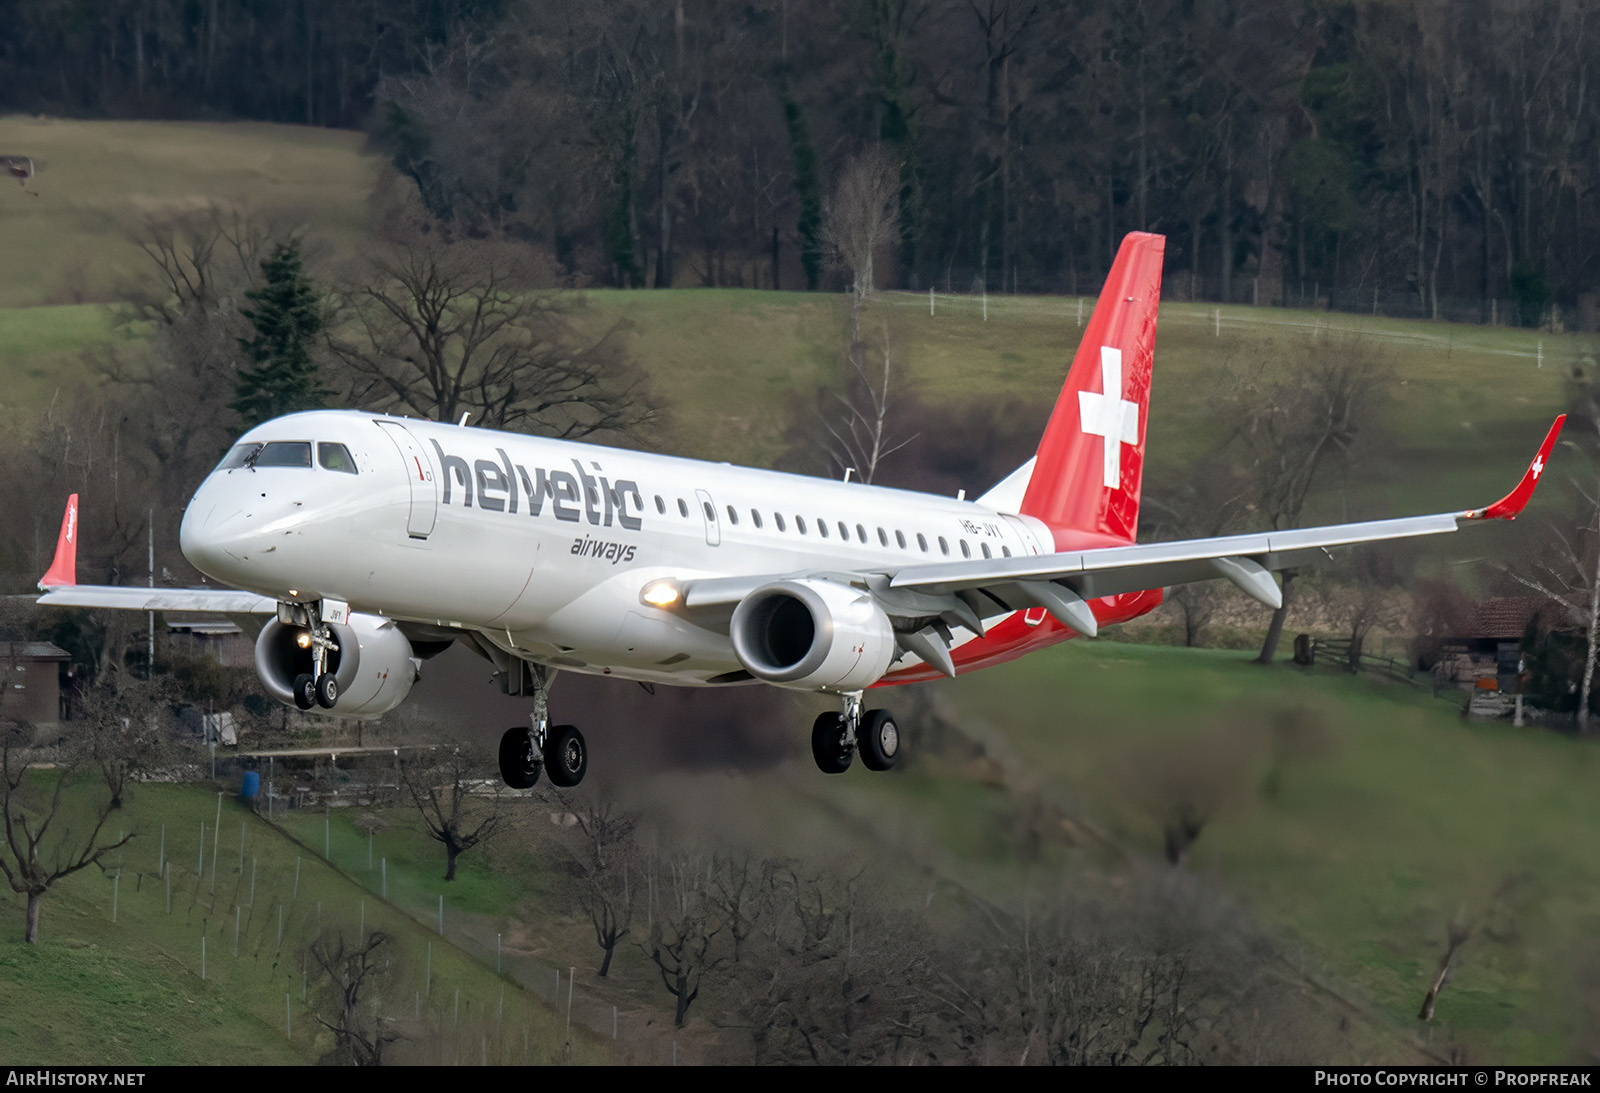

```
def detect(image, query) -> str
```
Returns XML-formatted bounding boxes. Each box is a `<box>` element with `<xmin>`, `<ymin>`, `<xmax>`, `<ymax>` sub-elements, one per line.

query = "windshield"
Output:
<box><xmin>217</xmin><ymin>441</ymin><xmax>313</xmax><ymax>470</ymax></box>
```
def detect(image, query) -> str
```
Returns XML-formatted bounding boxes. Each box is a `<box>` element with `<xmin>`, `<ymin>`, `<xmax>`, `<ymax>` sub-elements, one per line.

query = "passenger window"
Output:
<box><xmin>981</xmin><ymin>543</ymin><xmax>992</xmax><ymax>559</ymax></box>
<box><xmin>895</xmin><ymin>531</ymin><xmax>907</xmax><ymax>549</ymax></box>
<box><xmin>776</xmin><ymin>513</ymin><xmax>787</xmax><ymax>532</ymax></box>
<box><xmin>655</xmin><ymin>495</ymin><xmax>666</xmax><ymax>514</ymax></box>
<box><xmin>856</xmin><ymin>524</ymin><xmax>867</xmax><ymax>543</ymax></box>
<box><xmin>317</xmin><ymin>443</ymin><xmax>359</xmax><ymax>473</ymax></box>
<box><xmin>960</xmin><ymin>540</ymin><xmax>971</xmax><ymax>558</ymax></box>
<box><xmin>726</xmin><ymin>505</ymin><xmax>739</xmax><ymax>525</ymax></box>
<box><xmin>916</xmin><ymin>533</ymin><xmax>928</xmax><ymax>552</ymax></box>
<box><xmin>678</xmin><ymin>499</ymin><xmax>689</xmax><ymax>518</ymax></box>
<box><xmin>1002</xmin><ymin>545</ymin><xmax>1012</xmax><ymax>557</ymax></box>
<box><xmin>702</xmin><ymin>501</ymin><xmax>715</xmax><ymax>521</ymax></box>
<box><xmin>752</xmin><ymin>510</ymin><xmax>763</xmax><ymax>529</ymax></box>
<box><xmin>938</xmin><ymin>536</ymin><xmax>950</xmax><ymax>556</ymax></box>
<box><xmin>818</xmin><ymin>520</ymin><xmax>829</xmax><ymax>539</ymax></box>
<box><xmin>877</xmin><ymin>528</ymin><xmax>889</xmax><ymax>547</ymax></box>
<box><xmin>839</xmin><ymin>521</ymin><xmax>850</xmax><ymax>540</ymax></box>
<box><xmin>796</xmin><ymin>516</ymin><xmax>808</xmax><ymax>534</ymax></box>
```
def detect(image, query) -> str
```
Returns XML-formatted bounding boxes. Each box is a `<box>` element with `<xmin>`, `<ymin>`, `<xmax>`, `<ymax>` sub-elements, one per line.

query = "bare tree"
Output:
<box><xmin>823</xmin><ymin>145</ymin><xmax>901</xmax><ymax>310</ymax></box>
<box><xmin>0</xmin><ymin>721</ymin><xmax>133</xmax><ymax>943</ymax></box>
<box><xmin>398</xmin><ymin>745</ymin><xmax>509</xmax><ymax>881</ymax></box>
<box><xmin>817</xmin><ymin>321</ymin><xmax>915</xmax><ymax>484</ymax></box>
<box><xmin>307</xmin><ymin>929</ymin><xmax>401</xmax><ymax>1065</ymax></box>
<box><xmin>1508</xmin><ymin>477</ymin><xmax>1600</xmax><ymax>733</ymax></box>
<box><xmin>554</xmin><ymin>786</ymin><xmax>640</xmax><ymax>977</ymax></box>
<box><xmin>641</xmin><ymin>850</ymin><xmax>724</xmax><ymax>1027</ymax></box>
<box><xmin>76</xmin><ymin>674</ymin><xmax>176</xmax><ymax>810</ymax></box>
<box><xmin>562</xmin><ymin>785</ymin><xmax>638</xmax><ymax>872</ymax></box>
<box><xmin>123</xmin><ymin>205</ymin><xmax>275</xmax><ymax>324</ymax></box>
<box><xmin>328</xmin><ymin>235</ymin><xmax>653</xmax><ymax>438</ymax></box>
<box><xmin>1212</xmin><ymin>335</ymin><xmax>1388</xmax><ymax>664</ymax></box>
<box><xmin>740</xmin><ymin>866</ymin><xmax>935</xmax><ymax>1064</ymax></box>
<box><xmin>1419</xmin><ymin>916</ymin><xmax>1471</xmax><ymax>1022</ymax></box>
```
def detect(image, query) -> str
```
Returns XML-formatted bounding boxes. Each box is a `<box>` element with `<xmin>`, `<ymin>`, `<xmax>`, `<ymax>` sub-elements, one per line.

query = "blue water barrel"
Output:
<box><xmin>240</xmin><ymin>771</ymin><xmax>260</xmax><ymax>800</ymax></box>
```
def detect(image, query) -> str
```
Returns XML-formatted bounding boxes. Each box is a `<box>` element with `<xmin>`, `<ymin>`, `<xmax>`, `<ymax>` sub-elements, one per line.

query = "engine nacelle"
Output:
<box><xmin>254</xmin><ymin>612</ymin><xmax>421</xmax><ymax>718</ymax></box>
<box><xmin>730</xmin><ymin>579</ymin><xmax>896</xmax><ymax>692</ymax></box>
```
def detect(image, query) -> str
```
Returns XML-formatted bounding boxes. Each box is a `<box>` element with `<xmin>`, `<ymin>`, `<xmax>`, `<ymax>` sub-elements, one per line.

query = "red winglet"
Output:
<box><xmin>1464</xmin><ymin>416</ymin><xmax>1565</xmax><ymax>520</ymax></box>
<box><xmin>38</xmin><ymin>494</ymin><xmax>78</xmax><ymax>589</ymax></box>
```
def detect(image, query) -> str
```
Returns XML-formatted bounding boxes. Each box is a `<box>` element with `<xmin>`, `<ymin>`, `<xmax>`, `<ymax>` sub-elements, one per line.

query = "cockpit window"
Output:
<box><xmin>218</xmin><ymin>443</ymin><xmax>258</xmax><ymax>470</ymax></box>
<box><xmin>317</xmin><ymin>443</ymin><xmax>358</xmax><ymax>474</ymax></box>
<box><xmin>219</xmin><ymin>441</ymin><xmax>313</xmax><ymax>470</ymax></box>
<box><xmin>254</xmin><ymin>441</ymin><xmax>313</xmax><ymax>467</ymax></box>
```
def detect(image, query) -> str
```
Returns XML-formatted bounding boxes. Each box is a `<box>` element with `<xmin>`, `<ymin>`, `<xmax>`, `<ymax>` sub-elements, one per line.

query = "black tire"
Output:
<box><xmin>810</xmin><ymin>712</ymin><xmax>853</xmax><ymax>775</ymax></box>
<box><xmin>498</xmin><ymin>727</ymin><xmax>541</xmax><ymax>789</ymax></box>
<box><xmin>292</xmin><ymin>673</ymin><xmax>315</xmax><ymax>710</ymax></box>
<box><xmin>858</xmin><ymin>709</ymin><xmax>899</xmax><ymax>772</ymax></box>
<box><xmin>544</xmin><ymin>724</ymin><xmax>587</xmax><ymax>788</ymax></box>
<box><xmin>314</xmin><ymin>672</ymin><xmax>338</xmax><ymax>710</ymax></box>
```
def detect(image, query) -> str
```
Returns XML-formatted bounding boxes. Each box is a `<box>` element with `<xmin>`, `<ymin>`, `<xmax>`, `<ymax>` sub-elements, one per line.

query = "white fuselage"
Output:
<box><xmin>179</xmin><ymin>411</ymin><xmax>1052</xmax><ymax>686</ymax></box>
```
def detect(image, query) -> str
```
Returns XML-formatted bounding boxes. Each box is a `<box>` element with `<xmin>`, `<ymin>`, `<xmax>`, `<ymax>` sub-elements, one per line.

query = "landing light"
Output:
<box><xmin>296</xmin><ymin>630</ymin><xmax>312</xmax><ymax>649</ymax></box>
<box><xmin>640</xmin><ymin>580</ymin><xmax>681</xmax><ymax>608</ymax></box>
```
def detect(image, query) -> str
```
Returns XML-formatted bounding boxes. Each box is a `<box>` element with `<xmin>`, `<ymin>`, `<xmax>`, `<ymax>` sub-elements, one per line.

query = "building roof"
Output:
<box><xmin>0</xmin><ymin>642</ymin><xmax>70</xmax><ymax>661</ymax></box>
<box><xmin>1458</xmin><ymin>597</ymin><xmax>1552</xmax><ymax>640</ymax></box>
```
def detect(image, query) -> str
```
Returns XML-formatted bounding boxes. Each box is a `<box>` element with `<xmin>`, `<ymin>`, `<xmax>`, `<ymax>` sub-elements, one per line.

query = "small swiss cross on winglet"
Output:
<box><xmin>1463</xmin><ymin>415</ymin><xmax>1565</xmax><ymax>521</ymax></box>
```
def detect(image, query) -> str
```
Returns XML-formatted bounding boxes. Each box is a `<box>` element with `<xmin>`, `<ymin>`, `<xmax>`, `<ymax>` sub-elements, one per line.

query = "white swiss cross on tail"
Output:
<box><xmin>1077</xmin><ymin>346</ymin><xmax>1141</xmax><ymax>490</ymax></box>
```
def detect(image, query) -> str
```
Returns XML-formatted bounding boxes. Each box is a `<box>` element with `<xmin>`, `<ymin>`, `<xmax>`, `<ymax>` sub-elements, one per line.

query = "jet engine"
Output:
<box><xmin>254</xmin><ymin>612</ymin><xmax>421</xmax><ymax>718</ymax></box>
<box><xmin>729</xmin><ymin>579</ymin><xmax>896</xmax><ymax>692</ymax></box>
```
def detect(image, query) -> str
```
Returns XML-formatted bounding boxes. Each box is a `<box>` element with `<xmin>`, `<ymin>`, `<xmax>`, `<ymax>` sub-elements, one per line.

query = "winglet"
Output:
<box><xmin>1463</xmin><ymin>416</ymin><xmax>1565</xmax><ymax>521</ymax></box>
<box><xmin>38</xmin><ymin>494</ymin><xmax>78</xmax><ymax>590</ymax></box>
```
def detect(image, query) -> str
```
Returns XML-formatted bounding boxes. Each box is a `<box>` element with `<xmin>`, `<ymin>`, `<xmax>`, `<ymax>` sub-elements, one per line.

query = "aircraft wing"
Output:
<box><xmin>674</xmin><ymin>416</ymin><xmax>1563</xmax><ymax>642</ymax></box>
<box><xmin>37</xmin><ymin>585</ymin><xmax>276</xmax><ymax>614</ymax></box>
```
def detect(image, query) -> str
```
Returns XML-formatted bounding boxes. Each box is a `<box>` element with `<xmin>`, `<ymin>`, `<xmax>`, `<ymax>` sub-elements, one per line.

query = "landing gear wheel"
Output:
<box><xmin>858</xmin><ymin>709</ymin><xmax>899</xmax><ymax>772</ymax></box>
<box><xmin>293</xmin><ymin>673</ymin><xmax>315</xmax><ymax>710</ymax></box>
<box><xmin>314</xmin><ymin>673</ymin><xmax>338</xmax><ymax>710</ymax></box>
<box><xmin>498</xmin><ymin>727</ymin><xmax>541</xmax><ymax>789</ymax></box>
<box><xmin>811</xmin><ymin>712</ymin><xmax>853</xmax><ymax>775</ymax></box>
<box><xmin>544</xmin><ymin>725</ymin><xmax>587</xmax><ymax>788</ymax></box>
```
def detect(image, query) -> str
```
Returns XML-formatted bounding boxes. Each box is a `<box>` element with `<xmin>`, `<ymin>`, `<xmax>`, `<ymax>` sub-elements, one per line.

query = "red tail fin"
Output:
<box><xmin>38</xmin><ymin>494</ymin><xmax>78</xmax><ymax>589</ymax></box>
<box><xmin>1020</xmin><ymin>232</ymin><xmax>1164</xmax><ymax>548</ymax></box>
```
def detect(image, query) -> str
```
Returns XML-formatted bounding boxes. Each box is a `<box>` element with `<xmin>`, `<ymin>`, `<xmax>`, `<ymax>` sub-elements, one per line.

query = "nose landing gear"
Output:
<box><xmin>284</xmin><ymin>600</ymin><xmax>342</xmax><ymax>711</ymax></box>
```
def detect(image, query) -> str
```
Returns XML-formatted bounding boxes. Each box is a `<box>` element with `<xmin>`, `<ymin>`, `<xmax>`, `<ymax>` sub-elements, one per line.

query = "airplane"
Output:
<box><xmin>36</xmin><ymin>232</ymin><xmax>1563</xmax><ymax>790</ymax></box>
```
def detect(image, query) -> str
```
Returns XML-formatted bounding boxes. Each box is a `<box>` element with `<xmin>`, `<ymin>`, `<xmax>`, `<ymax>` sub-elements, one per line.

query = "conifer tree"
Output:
<box><xmin>232</xmin><ymin>241</ymin><xmax>329</xmax><ymax>428</ymax></box>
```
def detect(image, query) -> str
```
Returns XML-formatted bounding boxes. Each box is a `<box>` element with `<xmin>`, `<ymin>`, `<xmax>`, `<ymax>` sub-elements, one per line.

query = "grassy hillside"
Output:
<box><xmin>0</xmin><ymin>782</ymin><xmax>604</xmax><ymax>1065</ymax></box>
<box><xmin>0</xmin><ymin>117</ymin><xmax>378</xmax><ymax>309</ymax></box>
<box><xmin>939</xmin><ymin>643</ymin><xmax>1600</xmax><ymax>1061</ymax></box>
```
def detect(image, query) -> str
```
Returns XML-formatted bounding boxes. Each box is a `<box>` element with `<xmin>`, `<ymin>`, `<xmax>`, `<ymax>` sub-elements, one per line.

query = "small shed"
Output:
<box><xmin>1429</xmin><ymin>596</ymin><xmax>1549</xmax><ymax>691</ymax></box>
<box><xmin>0</xmin><ymin>642</ymin><xmax>72</xmax><ymax>724</ymax></box>
<box><xmin>167</xmin><ymin>613</ymin><xmax>254</xmax><ymax>667</ymax></box>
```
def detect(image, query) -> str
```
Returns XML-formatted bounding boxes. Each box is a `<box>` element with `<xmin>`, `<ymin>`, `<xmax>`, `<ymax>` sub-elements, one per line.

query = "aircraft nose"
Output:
<box><xmin>179</xmin><ymin>497</ymin><xmax>233</xmax><ymax>579</ymax></box>
<box><xmin>179</xmin><ymin>484</ymin><xmax>257</xmax><ymax>583</ymax></box>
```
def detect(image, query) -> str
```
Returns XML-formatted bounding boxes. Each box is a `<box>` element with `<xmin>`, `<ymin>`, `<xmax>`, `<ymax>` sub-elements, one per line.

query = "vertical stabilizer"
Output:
<box><xmin>39</xmin><ymin>494</ymin><xmax>79</xmax><ymax>589</ymax></box>
<box><xmin>1019</xmin><ymin>232</ymin><xmax>1164</xmax><ymax>547</ymax></box>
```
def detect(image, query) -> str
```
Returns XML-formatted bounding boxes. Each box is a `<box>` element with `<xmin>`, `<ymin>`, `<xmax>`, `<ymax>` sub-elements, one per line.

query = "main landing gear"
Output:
<box><xmin>811</xmin><ymin>694</ymin><xmax>899</xmax><ymax>775</ymax></box>
<box><xmin>496</xmin><ymin>667</ymin><xmax>587</xmax><ymax>790</ymax></box>
<box><xmin>290</xmin><ymin>603</ymin><xmax>340</xmax><ymax>711</ymax></box>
